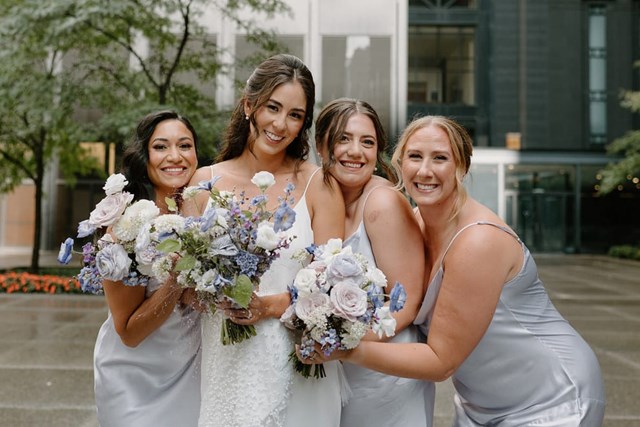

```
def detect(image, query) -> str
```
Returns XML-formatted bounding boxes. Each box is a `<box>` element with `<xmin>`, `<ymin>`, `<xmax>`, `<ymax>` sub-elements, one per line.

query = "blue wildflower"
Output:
<box><xmin>235</xmin><ymin>251</ymin><xmax>259</xmax><ymax>277</ymax></box>
<box><xmin>57</xmin><ymin>237</ymin><xmax>74</xmax><ymax>264</ymax></box>
<box><xmin>274</xmin><ymin>203</ymin><xmax>296</xmax><ymax>232</ymax></box>
<box><xmin>250</xmin><ymin>194</ymin><xmax>267</xmax><ymax>207</ymax></box>
<box><xmin>368</xmin><ymin>285</ymin><xmax>384</xmax><ymax>309</ymax></box>
<box><xmin>196</xmin><ymin>176</ymin><xmax>221</xmax><ymax>191</ymax></box>
<box><xmin>200</xmin><ymin>207</ymin><xmax>218</xmax><ymax>232</ymax></box>
<box><xmin>389</xmin><ymin>282</ymin><xmax>407</xmax><ymax>312</ymax></box>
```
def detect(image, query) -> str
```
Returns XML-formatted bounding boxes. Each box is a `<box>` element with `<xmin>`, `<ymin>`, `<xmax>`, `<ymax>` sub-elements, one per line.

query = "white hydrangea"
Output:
<box><xmin>153</xmin><ymin>214</ymin><xmax>186</xmax><ymax>235</ymax></box>
<box><xmin>340</xmin><ymin>321</ymin><xmax>368</xmax><ymax>349</ymax></box>
<box><xmin>151</xmin><ymin>255</ymin><xmax>173</xmax><ymax>283</ymax></box>
<box><xmin>113</xmin><ymin>200</ymin><xmax>160</xmax><ymax>241</ymax></box>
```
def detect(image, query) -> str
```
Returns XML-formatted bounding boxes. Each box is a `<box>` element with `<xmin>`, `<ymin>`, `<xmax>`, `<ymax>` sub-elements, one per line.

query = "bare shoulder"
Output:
<box><xmin>189</xmin><ymin>165</ymin><xmax>213</xmax><ymax>184</ymax></box>
<box><xmin>364</xmin><ymin>177</ymin><xmax>409</xmax><ymax>212</ymax></box>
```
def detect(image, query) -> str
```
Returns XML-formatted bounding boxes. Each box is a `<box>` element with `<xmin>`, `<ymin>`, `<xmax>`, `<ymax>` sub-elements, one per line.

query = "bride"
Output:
<box><xmin>185</xmin><ymin>54</ymin><xmax>346</xmax><ymax>427</ymax></box>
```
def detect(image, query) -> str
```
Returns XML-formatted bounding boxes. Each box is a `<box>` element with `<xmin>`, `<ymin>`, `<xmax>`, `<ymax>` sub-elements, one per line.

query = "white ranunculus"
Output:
<box><xmin>103</xmin><ymin>173</ymin><xmax>128</xmax><ymax>195</ymax></box>
<box><xmin>330</xmin><ymin>282</ymin><xmax>368</xmax><ymax>322</ymax></box>
<box><xmin>88</xmin><ymin>192</ymin><xmax>134</xmax><ymax>228</ymax></box>
<box><xmin>113</xmin><ymin>200</ymin><xmax>160</xmax><ymax>241</ymax></box>
<box><xmin>366</xmin><ymin>267</ymin><xmax>387</xmax><ymax>288</ymax></box>
<box><xmin>95</xmin><ymin>244</ymin><xmax>132</xmax><ymax>281</ymax></box>
<box><xmin>318</xmin><ymin>238</ymin><xmax>345</xmax><ymax>262</ymax></box>
<box><xmin>255</xmin><ymin>222</ymin><xmax>280</xmax><ymax>250</ymax></box>
<box><xmin>372</xmin><ymin>306</ymin><xmax>397</xmax><ymax>338</ymax></box>
<box><xmin>251</xmin><ymin>171</ymin><xmax>276</xmax><ymax>191</ymax></box>
<box><xmin>295</xmin><ymin>292</ymin><xmax>331</xmax><ymax>324</ymax></box>
<box><xmin>293</xmin><ymin>268</ymin><xmax>318</xmax><ymax>297</ymax></box>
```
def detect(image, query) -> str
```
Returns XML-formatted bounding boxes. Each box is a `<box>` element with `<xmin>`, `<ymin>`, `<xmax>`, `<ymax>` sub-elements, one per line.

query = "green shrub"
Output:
<box><xmin>608</xmin><ymin>245</ymin><xmax>640</xmax><ymax>261</ymax></box>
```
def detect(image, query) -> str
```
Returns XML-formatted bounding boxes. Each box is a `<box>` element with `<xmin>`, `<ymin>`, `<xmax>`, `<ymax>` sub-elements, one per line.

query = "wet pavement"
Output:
<box><xmin>0</xmin><ymin>253</ymin><xmax>638</xmax><ymax>426</ymax></box>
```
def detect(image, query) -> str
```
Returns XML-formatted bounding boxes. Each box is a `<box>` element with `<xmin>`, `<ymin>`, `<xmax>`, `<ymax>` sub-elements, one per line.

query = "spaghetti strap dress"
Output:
<box><xmin>198</xmin><ymin>166</ymin><xmax>343</xmax><ymax>427</ymax></box>
<box><xmin>93</xmin><ymin>278</ymin><xmax>202</xmax><ymax>427</ymax></box>
<box><xmin>414</xmin><ymin>221</ymin><xmax>606</xmax><ymax>426</ymax></box>
<box><xmin>341</xmin><ymin>186</ymin><xmax>435</xmax><ymax>427</ymax></box>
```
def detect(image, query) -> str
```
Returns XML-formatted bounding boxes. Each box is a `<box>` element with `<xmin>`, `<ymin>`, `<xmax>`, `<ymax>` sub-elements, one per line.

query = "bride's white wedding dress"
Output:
<box><xmin>198</xmin><ymin>168</ymin><xmax>343</xmax><ymax>427</ymax></box>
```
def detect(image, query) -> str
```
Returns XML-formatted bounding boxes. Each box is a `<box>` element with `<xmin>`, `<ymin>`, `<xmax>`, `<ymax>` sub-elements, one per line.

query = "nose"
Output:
<box><xmin>346</xmin><ymin>140</ymin><xmax>362</xmax><ymax>157</ymax></box>
<box><xmin>272</xmin><ymin>112</ymin><xmax>286</xmax><ymax>131</ymax></box>
<box><xmin>166</xmin><ymin>145</ymin><xmax>181</xmax><ymax>162</ymax></box>
<box><xmin>416</xmin><ymin>159</ymin><xmax>432</xmax><ymax>178</ymax></box>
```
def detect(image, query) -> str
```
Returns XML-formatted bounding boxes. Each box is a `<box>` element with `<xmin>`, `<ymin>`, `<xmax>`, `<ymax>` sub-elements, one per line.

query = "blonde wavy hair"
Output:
<box><xmin>391</xmin><ymin>115</ymin><xmax>473</xmax><ymax>220</ymax></box>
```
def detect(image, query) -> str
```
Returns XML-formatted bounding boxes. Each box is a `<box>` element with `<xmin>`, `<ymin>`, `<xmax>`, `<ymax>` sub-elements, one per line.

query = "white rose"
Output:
<box><xmin>295</xmin><ymin>292</ymin><xmax>331</xmax><ymax>324</ymax></box>
<box><xmin>102</xmin><ymin>173</ymin><xmax>128</xmax><ymax>195</ymax></box>
<box><xmin>251</xmin><ymin>171</ymin><xmax>276</xmax><ymax>191</ymax></box>
<box><xmin>255</xmin><ymin>222</ymin><xmax>280</xmax><ymax>250</ymax></box>
<box><xmin>88</xmin><ymin>192</ymin><xmax>134</xmax><ymax>228</ymax></box>
<box><xmin>372</xmin><ymin>306</ymin><xmax>397</xmax><ymax>338</ymax></box>
<box><xmin>293</xmin><ymin>268</ymin><xmax>318</xmax><ymax>297</ymax></box>
<box><xmin>95</xmin><ymin>244</ymin><xmax>132</xmax><ymax>281</ymax></box>
<box><xmin>330</xmin><ymin>282</ymin><xmax>368</xmax><ymax>322</ymax></box>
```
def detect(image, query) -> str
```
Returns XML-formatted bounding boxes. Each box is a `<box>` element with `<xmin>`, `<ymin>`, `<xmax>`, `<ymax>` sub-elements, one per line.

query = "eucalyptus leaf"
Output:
<box><xmin>156</xmin><ymin>238</ymin><xmax>182</xmax><ymax>253</ymax></box>
<box><xmin>175</xmin><ymin>254</ymin><xmax>196</xmax><ymax>271</ymax></box>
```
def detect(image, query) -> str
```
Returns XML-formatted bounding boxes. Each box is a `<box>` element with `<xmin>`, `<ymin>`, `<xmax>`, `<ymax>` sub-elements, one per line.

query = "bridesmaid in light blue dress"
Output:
<box><xmin>93</xmin><ymin>111</ymin><xmax>202</xmax><ymax>426</ymax></box>
<box><xmin>315</xmin><ymin>99</ymin><xmax>435</xmax><ymax>426</ymax></box>
<box><xmin>305</xmin><ymin>115</ymin><xmax>605</xmax><ymax>426</ymax></box>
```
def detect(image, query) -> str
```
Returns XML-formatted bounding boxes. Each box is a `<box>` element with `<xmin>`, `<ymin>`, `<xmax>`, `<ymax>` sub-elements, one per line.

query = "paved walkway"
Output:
<box><xmin>0</xmin><ymin>253</ymin><xmax>639</xmax><ymax>426</ymax></box>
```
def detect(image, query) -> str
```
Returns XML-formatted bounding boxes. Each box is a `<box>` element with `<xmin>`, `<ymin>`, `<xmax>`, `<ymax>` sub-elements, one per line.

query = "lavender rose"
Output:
<box><xmin>295</xmin><ymin>292</ymin><xmax>331</xmax><ymax>325</ymax></box>
<box><xmin>325</xmin><ymin>252</ymin><xmax>365</xmax><ymax>287</ymax></box>
<box><xmin>330</xmin><ymin>282</ymin><xmax>368</xmax><ymax>322</ymax></box>
<box><xmin>95</xmin><ymin>244</ymin><xmax>132</xmax><ymax>281</ymax></box>
<box><xmin>88</xmin><ymin>192</ymin><xmax>134</xmax><ymax>228</ymax></box>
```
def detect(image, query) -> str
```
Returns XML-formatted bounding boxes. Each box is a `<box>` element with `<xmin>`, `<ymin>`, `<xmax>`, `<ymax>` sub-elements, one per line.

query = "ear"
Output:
<box><xmin>243</xmin><ymin>100</ymin><xmax>252</xmax><ymax>118</ymax></box>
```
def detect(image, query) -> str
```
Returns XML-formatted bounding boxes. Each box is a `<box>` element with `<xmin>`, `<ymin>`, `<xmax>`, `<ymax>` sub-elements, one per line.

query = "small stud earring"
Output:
<box><xmin>245</xmin><ymin>115</ymin><xmax>249</xmax><ymax>120</ymax></box>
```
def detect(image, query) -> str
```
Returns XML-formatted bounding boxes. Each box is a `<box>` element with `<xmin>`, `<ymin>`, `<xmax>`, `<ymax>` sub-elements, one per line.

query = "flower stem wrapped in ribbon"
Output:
<box><xmin>155</xmin><ymin>171</ymin><xmax>297</xmax><ymax>345</ymax></box>
<box><xmin>281</xmin><ymin>238</ymin><xmax>407</xmax><ymax>378</ymax></box>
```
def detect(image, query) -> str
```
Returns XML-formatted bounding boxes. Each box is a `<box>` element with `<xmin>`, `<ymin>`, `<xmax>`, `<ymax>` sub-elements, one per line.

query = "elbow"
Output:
<box><xmin>114</xmin><ymin>326</ymin><xmax>143</xmax><ymax>348</ymax></box>
<box><xmin>433</xmin><ymin>368</ymin><xmax>455</xmax><ymax>383</ymax></box>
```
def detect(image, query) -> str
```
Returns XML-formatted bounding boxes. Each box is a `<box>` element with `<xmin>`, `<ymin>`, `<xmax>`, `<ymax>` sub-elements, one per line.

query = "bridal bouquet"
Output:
<box><xmin>152</xmin><ymin>171</ymin><xmax>296</xmax><ymax>345</ymax></box>
<box><xmin>58</xmin><ymin>173</ymin><xmax>160</xmax><ymax>293</ymax></box>
<box><xmin>280</xmin><ymin>238</ymin><xmax>407</xmax><ymax>378</ymax></box>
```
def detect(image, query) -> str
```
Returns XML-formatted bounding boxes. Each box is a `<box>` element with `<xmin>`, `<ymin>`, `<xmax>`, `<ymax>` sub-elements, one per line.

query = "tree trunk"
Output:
<box><xmin>29</xmin><ymin>141</ymin><xmax>45</xmax><ymax>274</ymax></box>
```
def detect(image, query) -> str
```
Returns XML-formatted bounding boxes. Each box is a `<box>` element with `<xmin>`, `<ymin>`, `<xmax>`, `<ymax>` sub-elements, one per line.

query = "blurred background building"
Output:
<box><xmin>1</xmin><ymin>0</ymin><xmax>638</xmax><ymax>255</ymax></box>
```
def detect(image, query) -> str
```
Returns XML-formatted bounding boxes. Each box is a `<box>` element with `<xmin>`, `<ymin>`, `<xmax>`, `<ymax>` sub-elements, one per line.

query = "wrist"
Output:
<box><xmin>264</xmin><ymin>292</ymin><xmax>290</xmax><ymax>318</ymax></box>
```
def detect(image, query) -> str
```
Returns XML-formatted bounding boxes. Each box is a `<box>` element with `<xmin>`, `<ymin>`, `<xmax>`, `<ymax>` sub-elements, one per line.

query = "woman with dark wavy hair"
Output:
<box><xmin>93</xmin><ymin>110</ymin><xmax>202</xmax><ymax>427</ymax></box>
<box><xmin>186</xmin><ymin>54</ymin><xmax>345</xmax><ymax>427</ymax></box>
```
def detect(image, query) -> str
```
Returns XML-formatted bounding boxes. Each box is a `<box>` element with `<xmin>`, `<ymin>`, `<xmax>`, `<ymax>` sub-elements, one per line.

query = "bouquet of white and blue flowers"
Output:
<box><xmin>58</xmin><ymin>173</ymin><xmax>160</xmax><ymax>293</ymax></box>
<box><xmin>280</xmin><ymin>238</ymin><xmax>407</xmax><ymax>378</ymax></box>
<box><xmin>151</xmin><ymin>171</ymin><xmax>297</xmax><ymax>345</ymax></box>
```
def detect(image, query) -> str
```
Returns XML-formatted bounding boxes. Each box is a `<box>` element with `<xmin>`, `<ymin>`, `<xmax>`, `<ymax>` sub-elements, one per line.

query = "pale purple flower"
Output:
<box><xmin>389</xmin><ymin>282</ymin><xmax>407</xmax><ymax>312</ymax></box>
<box><xmin>273</xmin><ymin>203</ymin><xmax>295</xmax><ymax>232</ymax></box>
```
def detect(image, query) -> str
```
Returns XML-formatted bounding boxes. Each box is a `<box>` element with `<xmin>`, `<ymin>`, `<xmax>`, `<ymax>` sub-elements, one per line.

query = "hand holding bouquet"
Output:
<box><xmin>153</xmin><ymin>171</ymin><xmax>296</xmax><ymax>345</ymax></box>
<box><xmin>280</xmin><ymin>238</ymin><xmax>407</xmax><ymax>378</ymax></box>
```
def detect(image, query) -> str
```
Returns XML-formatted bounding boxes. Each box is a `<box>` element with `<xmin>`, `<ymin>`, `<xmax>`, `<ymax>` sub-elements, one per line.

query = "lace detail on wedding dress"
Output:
<box><xmin>199</xmin><ymin>169</ymin><xmax>315</xmax><ymax>427</ymax></box>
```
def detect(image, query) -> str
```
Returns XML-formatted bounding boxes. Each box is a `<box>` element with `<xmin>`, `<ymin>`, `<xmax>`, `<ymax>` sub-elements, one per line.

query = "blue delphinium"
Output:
<box><xmin>273</xmin><ymin>202</ymin><xmax>296</xmax><ymax>232</ymax></box>
<box><xmin>389</xmin><ymin>282</ymin><xmax>407</xmax><ymax>312</ymax></box>
<box><xmin>57</xmin><ymin>237</ymin><xmax>74</xmax><ymax>264</ymax></box>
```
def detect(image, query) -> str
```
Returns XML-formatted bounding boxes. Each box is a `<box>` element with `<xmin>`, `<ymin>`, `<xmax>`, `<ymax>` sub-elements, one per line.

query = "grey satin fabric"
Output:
<box><xmin>94</xmin><ymin>280</ymin><xmax>202</xmax><ymax>427</ymax></box>
<box><xmin>340</xmin><ymin>186</ymin><xmax>435</xmax><ymax>427</ymax></box>
<box><xmin>414</xmin><ymin>221</ymin><xmax>605</xmax><ymax>426</ymax></box>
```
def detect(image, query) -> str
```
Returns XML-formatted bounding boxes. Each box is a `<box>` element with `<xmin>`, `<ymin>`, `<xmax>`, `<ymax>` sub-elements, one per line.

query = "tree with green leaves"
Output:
<box><xmin>0</xmin><ymin>0</ymin><xmax>289</xmax><ymax>272</ymax></box>
<box><xmin>598</xmin><ymin>71</ymin><xmax>640</xmax><ymax>194</ymax></box>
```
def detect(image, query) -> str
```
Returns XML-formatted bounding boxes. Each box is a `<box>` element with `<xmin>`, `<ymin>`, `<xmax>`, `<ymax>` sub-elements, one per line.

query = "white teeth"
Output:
<box><xmin>416</xmin><ymin>183</ymin><xmax>436</xmax><ymax>190</ymax></box>
<box><xmin>265</xmin><ymin>131</ymin><xmax>283</xmax><ymax>141</ymax></box>
<box><xmin>163</xmin><ymin>168</ymin><xmax>184</xmax><ymax>173</ymax></box>
<box><xmin>341</xmin><ymin>162</ymin><xmax>363</xmax><ymax>169</ymax></box>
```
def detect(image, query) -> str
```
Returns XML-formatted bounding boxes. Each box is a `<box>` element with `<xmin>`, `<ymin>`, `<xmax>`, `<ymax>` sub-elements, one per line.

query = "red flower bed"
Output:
<box><xmin>0</xmin><ymin>271</ymin><xmax>82</xmax><ymax>294</ymax></box>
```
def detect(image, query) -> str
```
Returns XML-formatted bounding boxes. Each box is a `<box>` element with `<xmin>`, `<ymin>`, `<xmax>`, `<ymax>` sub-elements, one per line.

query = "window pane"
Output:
<box><xmin>321</xmin><ymin>36</ymin><xmax>392</xmax><ymax>134</ymax></box>
<box><xmin>408</xmin><ymin>26</ymin><xmax>475</xmax><ymax>105</ymax></box>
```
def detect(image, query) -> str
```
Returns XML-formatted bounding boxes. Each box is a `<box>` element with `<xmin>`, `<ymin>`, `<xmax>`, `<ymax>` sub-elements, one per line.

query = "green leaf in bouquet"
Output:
<box><xmin>175</xmin><ymin>254</ymin><xmax>197</xmax><ymax>271</ymax></box>
<box><xmin>223</xmin><ymin>274</ymin><xmax>253</xmax><ymax>308</ymax></box>
<box><xmin>157</xmin><ymin>238</ymin><xmax>182</xmax><ymax>253</ymax></box>
<box><xmin>165</xmin><ymin>197</ymin><xmax>178</xmax><ymax>212</ymax></box>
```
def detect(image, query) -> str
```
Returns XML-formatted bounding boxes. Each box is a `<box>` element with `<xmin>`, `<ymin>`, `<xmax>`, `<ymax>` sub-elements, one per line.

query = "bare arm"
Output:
<box><xmin>308</xmin><ymin>170</ymin><xmax>345</xmax><ymax>244</ymax></box>
<box><xmin>303</xmin><ymin>226</ymin><xmax>523</xmax><ymax>381</ymax></box>
<box><xmin>103</xmin><ymin>275</ymin><xmax>184</xmax><ymax>348</ymax></box>
<box><xmin>363</xmin><ymin>187</ymin><xmax>425</xmax><ymax>338</ymax></box>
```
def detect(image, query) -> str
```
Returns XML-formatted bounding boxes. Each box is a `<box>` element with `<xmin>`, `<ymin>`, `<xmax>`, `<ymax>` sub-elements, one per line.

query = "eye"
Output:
<box><xmin>434</xmin><ymin>154</ymin><xmax>449</xmax><ymax>161</ymax></box>
<box><xmin>151</xmin><ymin>143</ymin><xmax>167</xmax><ymax>151</ymax></box>
<box><xmin>338</xmin><ymin>134</ymin><xmax>350</xmax><ymax>144</ymax></box>
<box><xmin>179</xmin><ymin>142</ymin><xmax>194</xmax><ymax>151</ymax></box>
<box><xmin>289</xmin><ymin>111</ymin><xmax>303</xmax><ymax>120</ymax></box>
<box><xmin>267</xmin><ymin>104</ymin><xmax>279</xmax><ymax>112</ymax></box>
<box><xmin>362</xmin><ymin>138</ymin><xmax>376</xmax><ymax>147</ymax></box>
<box><xmin>406</xmin><ymin>152</ymin><xmax>422</xmax><ymax>160</ymax></box>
